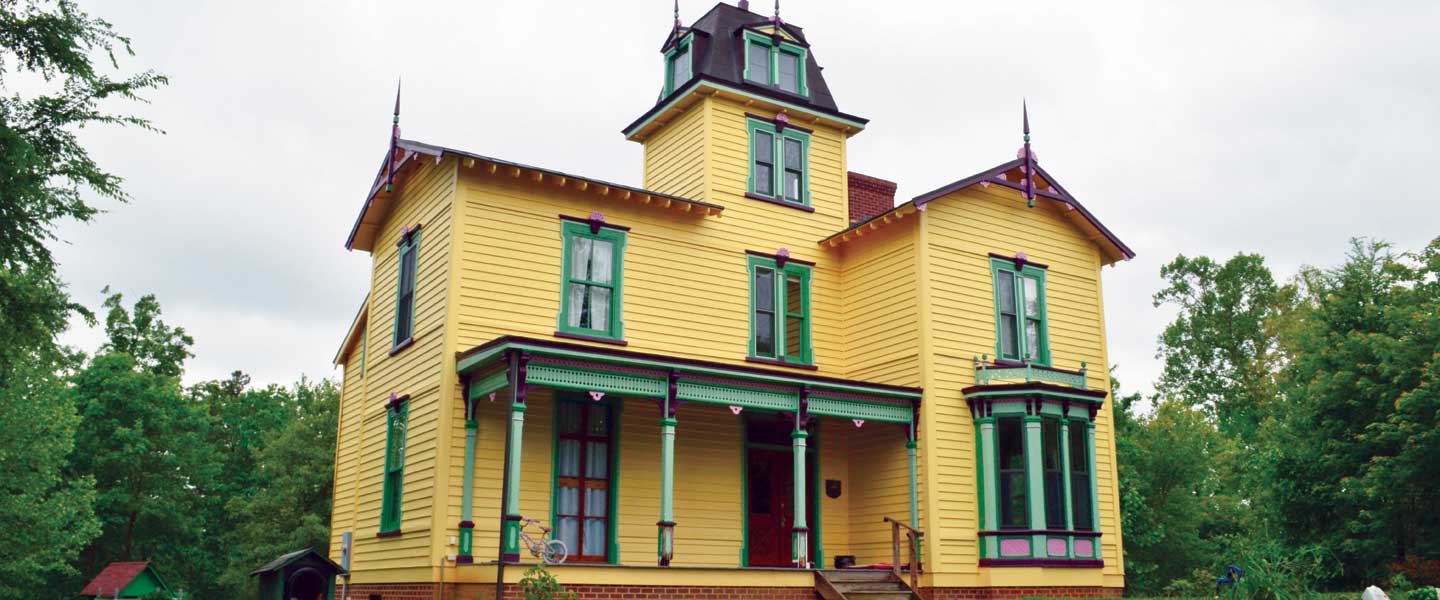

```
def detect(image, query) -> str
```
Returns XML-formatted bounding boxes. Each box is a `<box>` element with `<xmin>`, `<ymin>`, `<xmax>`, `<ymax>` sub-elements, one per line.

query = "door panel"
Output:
<box><xmin>746</xmin><ymin>448</ymin><xmax>793</xmax><ymax>567</ymax></box>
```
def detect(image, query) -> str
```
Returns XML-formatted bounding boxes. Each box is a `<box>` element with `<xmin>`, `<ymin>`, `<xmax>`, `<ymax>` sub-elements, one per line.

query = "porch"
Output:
<box><xmin>452</xmin><ymin>336</ymin><xmax>924</xmax><ymax>572</ymax></box>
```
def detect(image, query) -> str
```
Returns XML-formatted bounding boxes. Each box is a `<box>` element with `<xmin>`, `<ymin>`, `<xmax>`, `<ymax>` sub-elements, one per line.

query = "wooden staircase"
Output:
<box><xmin>814</xmin><ymin>569</ymin><xmax>919</xmax><ymax>600</ymax></box>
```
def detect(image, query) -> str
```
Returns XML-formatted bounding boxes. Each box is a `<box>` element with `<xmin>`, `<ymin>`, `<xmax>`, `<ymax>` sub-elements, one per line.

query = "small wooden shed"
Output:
<box><xmin>78</xmin><ymin>561</ymin><xmax>173</xmax><ymax>599</ymax></box>
<box><xmin>251</xmin><ymin>548</ymin><xmax>344</xmax><ymax>600</ymax></box>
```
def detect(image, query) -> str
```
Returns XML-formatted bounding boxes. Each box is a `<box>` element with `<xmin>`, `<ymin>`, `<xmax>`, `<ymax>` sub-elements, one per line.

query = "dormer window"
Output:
<box><xmin>742</xmin><ymin>30</ymin><xmax>808</xmax><ymax>97</ymax></box>
<box><xmin>663</xmin><ymin>35</ymin><xmax>694</xmax><ymax>97</ymax></box>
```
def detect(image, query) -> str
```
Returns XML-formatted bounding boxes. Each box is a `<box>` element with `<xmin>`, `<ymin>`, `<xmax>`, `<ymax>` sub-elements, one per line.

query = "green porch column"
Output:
<box><xmin>791</xmin><ymin>428</ymin><xmax>810</xmax><ymax>568</ymax></box>
<box><xmin>1023</xmin><ymin>414</ymin><xmax>1046</xmax><ymax>558</ymax></box>
<box><xmin>501</xmin><ymin>355</ymin><xmax>528</xmax><ymax>563</ymax></box>
<box><xmin>1059</xmin><ymin>415</ymin><xmax>1075</xmax><ymax>532</ymax></box>
<box><xmin>458</xmin><ymin>396</ymin><xmax>479</xmax><ymax>564</ymax></box>
<box><xmin>1087</xmin><ymin>421</ymin><xmax>1100</xmax><ymax>538</ymax></box>
<box><xmin>658</xmin><ymin>415</ymin><xmax>677</xmax><ymax>565</ymax></box>
<box><xmin>976</xmin><ymin>416</ymin><xmax>998</xmax><ymax>559</ymax></box>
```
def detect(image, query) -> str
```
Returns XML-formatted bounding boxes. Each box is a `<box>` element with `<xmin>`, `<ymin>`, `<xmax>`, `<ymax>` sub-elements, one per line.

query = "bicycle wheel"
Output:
<box><xmin>542</xmin><ymin>539</ymin><xmax>568</xmax><ymax>565</ymax></box>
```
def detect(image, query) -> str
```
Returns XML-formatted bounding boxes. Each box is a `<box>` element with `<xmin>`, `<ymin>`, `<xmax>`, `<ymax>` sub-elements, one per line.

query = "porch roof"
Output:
<box><xmin>456</xmin><ymin>336</ymin><xmax>922</xmax><ymax>422</ymax></box>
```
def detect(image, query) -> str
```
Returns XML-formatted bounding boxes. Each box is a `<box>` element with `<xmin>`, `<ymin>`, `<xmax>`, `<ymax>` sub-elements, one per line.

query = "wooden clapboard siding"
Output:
<box><xmin>329</xmin><ymin>158</ymin><xmax>458</xmax><ymax>579</ymax></box>
<box><xmin>642</xmin><ymin>100</ymin><xmax>708</xmax><ymax>201</ymax></box>
<box><xmin>838</xmin><ymin>217</ymin><xmax>921</xmax><ymax>386</ymax></box>
<box><xmin>917</xmin><ymin>186</ymin><xmax>1123</xmax><ymax>578</ymax></box>
<box><xmin>670</xmin><ymin>403</ymin><xmax>744</xmax><ymax>566</ymax></box>
<box><xmin>818</xmin><ymin>419</ymin><xmax>852</xmax><ymax>563</ymax></box>
<box><xmin>329</xmin><ymin>348</ymin><xmax>363</xmax><ymax>560</ymax></box>
<box><xmin>846</xmin><ymin>420</ymin><xmax>915</xmax><ymax>566</ymax></box>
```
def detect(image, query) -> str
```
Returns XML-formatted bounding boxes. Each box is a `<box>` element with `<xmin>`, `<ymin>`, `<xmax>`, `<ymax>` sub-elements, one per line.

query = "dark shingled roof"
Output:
<box><xmin>251</xmin><ymin>547</ymin><xmax>344</xmax><ymax>576</ymax></box>
<box><xmin>660</xmin><ymin>2</ymin><xmax>840</xmax><ymax>113</ymax></box>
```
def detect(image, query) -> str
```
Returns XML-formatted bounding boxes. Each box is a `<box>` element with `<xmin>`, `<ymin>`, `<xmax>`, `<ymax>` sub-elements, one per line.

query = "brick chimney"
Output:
<box><xmin>847</xmin><ymin>172</ymin><xmax>898</xmax><ymax>225</ymax></box>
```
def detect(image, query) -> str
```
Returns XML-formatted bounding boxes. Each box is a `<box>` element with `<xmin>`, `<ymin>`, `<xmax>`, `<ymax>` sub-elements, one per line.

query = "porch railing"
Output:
<box><xmin>883</xmin><ymin>516</ymin><xmax>923</xmax><ymax>591</ymax></box>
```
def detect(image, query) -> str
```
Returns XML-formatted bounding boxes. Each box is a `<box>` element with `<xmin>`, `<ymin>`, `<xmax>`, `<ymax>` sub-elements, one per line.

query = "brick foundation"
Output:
<box><xmin>339</xmin><ymin>582</ymin><xmax>813</xmax><ymax>600</ymax></box>
<box><xmin>920</xmin><ymin>586</ymin><xmax>1124</xmax><ymax>599</ymax></box>
<box><xmin>342</xmin><ymin>582</ymin><xmax>1122</xmax><ymax>600</ymax></box>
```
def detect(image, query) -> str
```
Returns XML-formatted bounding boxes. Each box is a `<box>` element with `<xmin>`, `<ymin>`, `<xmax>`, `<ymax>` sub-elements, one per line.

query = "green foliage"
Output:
<box><xmin>1402</xmin><ymin>589</ymin><xmax>1438</xmax><ymax>600</ymax></box>
<box><xmin>519</xmin><ymin>565</ymin><xmax>579</xmax><ymax>600</ymax></box>
<box><xmin>215</xmin><ymin>378</ymin><xmax>339</xmax><ymax>596</ymax></box>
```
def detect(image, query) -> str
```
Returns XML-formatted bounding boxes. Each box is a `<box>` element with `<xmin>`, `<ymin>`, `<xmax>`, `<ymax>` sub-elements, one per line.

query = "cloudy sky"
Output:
<box><xmin>55</xmin><ymin>0</ymin><xmax>1439</xmax><ymax>395</ymax></box>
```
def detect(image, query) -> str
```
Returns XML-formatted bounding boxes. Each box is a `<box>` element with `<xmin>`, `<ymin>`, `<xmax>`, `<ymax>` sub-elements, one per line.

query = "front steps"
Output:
<box><xmin>815</xmin><ymin>569</ymin><xmax>919</xmax><ymax>600</ymax></box>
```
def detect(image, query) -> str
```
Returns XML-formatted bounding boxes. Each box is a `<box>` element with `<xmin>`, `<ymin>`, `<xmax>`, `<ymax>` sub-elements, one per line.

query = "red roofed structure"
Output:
<box><xmin>78</xmin><ymin>561</ymin><xmax>173</xmax><ymax>599</ymax></box>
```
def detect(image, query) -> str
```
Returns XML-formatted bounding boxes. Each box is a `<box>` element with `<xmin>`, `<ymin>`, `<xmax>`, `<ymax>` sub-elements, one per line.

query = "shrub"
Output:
<box><xmin>1392</xmin><ymin>557</ymin><xmax>1440</xmax><ymax>588</ymax></box>
<box><xmin>1403</xmin><ymin>588</ymin><xmax>1438</xmax><ymax>600</ymax></box>
<box><xmin>518</xmin><ymin>565</ymin><xmax>577</xmax><ymax>600</ymax></box>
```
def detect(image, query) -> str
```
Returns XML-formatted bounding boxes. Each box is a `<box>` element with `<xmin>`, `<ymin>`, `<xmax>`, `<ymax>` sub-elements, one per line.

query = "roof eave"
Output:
<box><xmin>622</xmin><ymin>75</ymin><xmax>868</xmax><ymax>142</ymax></box>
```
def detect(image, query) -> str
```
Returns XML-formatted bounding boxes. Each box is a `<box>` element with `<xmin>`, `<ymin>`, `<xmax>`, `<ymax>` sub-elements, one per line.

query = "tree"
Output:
<box><xmin>217</xmin><ymin>378</ymin><xmax>339</xmax><ymax>596</ymax></box>
<box><xmin>0</xmin><ymin>2</ymin><xmax>164</xmax><ymax>596</ymax></box>
<box><xmin>1270</xmin><ymin>238</ymin><xmax>1440</xmax><ymax>585</ymax></box>
<box><xmin>65</xmin><ymin>291</ymin><xmax>205</xmax><ymax>594</ymax></box>
<box><xmin>1152</xmin><ymin>253</ymin><xmax>1284</xmax><ymax>442</ymax></box>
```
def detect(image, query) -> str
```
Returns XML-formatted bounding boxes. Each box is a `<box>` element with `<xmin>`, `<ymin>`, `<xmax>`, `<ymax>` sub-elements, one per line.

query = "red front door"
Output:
<box><xmin>746</xmin><ymin>448</ymin><xmax>794</xmax><ymax>567</ymax></box>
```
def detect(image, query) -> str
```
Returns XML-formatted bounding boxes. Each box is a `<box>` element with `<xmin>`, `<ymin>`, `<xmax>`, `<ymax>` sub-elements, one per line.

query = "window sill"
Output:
<box><xmin>745</xmin><ymin>193</ymin><xmax>815</xmax><ymax>213</ymax></box>
<box><xmin>553</xmin><ymin>331</ymin><xmax>628</xmax><ymax>346</ymax></box>
<box><xmin>389</xmin><ymin>336</ymin><xmax>415</xmax><ymax>356</ymax></box>
<box><xmin>980</xmin><ymin>529</ymin><xmax>1101</xmax><ymax>538</ymax></box>
<box><xmin>745</xmin><ymin>356</ymin><xmax>818</xmax><ymax>371</ymax></box>
<box><xmin>376</xmin><ymin>529</ymin><xmax>403</xmax><ymax>538</ymax></box>
<box><xmin>980</xmin><ymin>558</ymin><xmax>1104</xmax><ymax>569</ymax></box>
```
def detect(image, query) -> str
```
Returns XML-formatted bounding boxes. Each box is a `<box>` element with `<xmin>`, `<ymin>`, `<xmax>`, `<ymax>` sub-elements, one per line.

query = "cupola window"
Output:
<box><xmin>746</xmin><ymin>117</ymin><xmax>810</xmax><ymax>207</ymax></box>
<box><xmin>663</xmin><ymin>35</ymin><xmax>694</xmax><ymax>96</ymax></box>
<box><xmin>742</xmin><ymin>30</ymin><xmax>808</xmax><ymax>97</ymax></box>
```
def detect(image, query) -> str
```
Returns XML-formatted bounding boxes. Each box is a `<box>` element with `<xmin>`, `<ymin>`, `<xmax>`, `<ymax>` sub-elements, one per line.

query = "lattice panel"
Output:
<box><xmin>808</xmin><ymin>396</ymin><xmax>912</xmax><ymax>423</ymax></box>
<box><xmin>676</xmin><ymin>381</ymin><xmax>798</xmax><ymax>412</ymax></box>
<box><xmin>525</xmin><ymin>364</ymin><xmax>667</xmax><ymax>398</ymax></box>
<box><xmin>977</xmin><ymin>365</ymin><xmax>1087</xmax><ymax>388</ymax></box>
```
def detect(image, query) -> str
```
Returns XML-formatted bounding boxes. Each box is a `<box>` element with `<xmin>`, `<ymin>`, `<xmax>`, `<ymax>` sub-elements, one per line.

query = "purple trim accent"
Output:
<box><xmin>552</xmin><ymin>331</ymin><xmax>629</xmax><ymax>346</ymax></box>
<box><xmin>456</xmin><ymin>335</ymin><xmax>924</xmax><ymax>396</ymax></box>
<box><xmin>980</xmin><ymin>558</ymin><xmax>1105</xmax><ymax>569</ymax></box>
<box><xmin>744</xmin><ymin>249</ymin><xmax>816</xmax><ymax>267</ymax></box>
<box><xmin>501</xmin><ymin>553</ymin><xmax>520</xmax><ymax>563</ymax></box>
<box><xmin>988</xmin><ymin>252</ymin><xmax>1049</xmax><ymax>270</ymax></box>
<box><xmin>460</xmin><ymin>521</ymin><xmax>475</xmax><ymax>528</ymax></box>
<box><xmin>745</xmin><ymin>356</ymin><xmax>819</xmax><ymax>371</ymax></box>
<box><xmin>999</xmin><ymin>538</ymin><xmax>1030</xmax><ymax>556</ymax></box>
<box><xmin>456</xmin><ymin>556</ymin><xmax>474</xmax><ymax>565</ymax></box>
<box><xmin>376</xmin><ymin>529</ymin><xmax>402</xmax><ymax>538</ymax></box>
<box><xmin>775</xmin><ymin>248</ymin><xmax>790</xmax><ymax>268</ymax></box>
<box><xmin>744</xmin><ymin>112</ymin><xmax>814</xmax><ymax>134</ymax></box>
<box><xmin>745</xmin><ymin>192</ymin><xmax>816</xmax><ymax>213</ymax></box>
<box><xmin>558</xmin><ymin>214</ymin><xmax>630</xmax><ymax>232</ymax></box>
<box><xmin>980</xmin><ymin>529</ymin><xmax>1102</xmax><ymax>538</ymax></box>
<box><xmin>396</xmin><ymin>223</ymin><xmax>423</xmax><ymax>248</ymax></box>
<box><xmin>385</xmin><ymin>393</ymin><xmax>409</xmax><ymax>411</ymax></box>
<box><xmin>797</xmin><ymin>386</ymin><xmax>811</xmax><ymax>427</ymax></box>
<box><xmin>1074</xmin><ymin>539</ymin><xmax>1095</xmax><ymax>556</ymax></box>
<box><xmin>388</xmin><ymin>336</ymin><xmax>414</xmax><ymax>356</ymax></box>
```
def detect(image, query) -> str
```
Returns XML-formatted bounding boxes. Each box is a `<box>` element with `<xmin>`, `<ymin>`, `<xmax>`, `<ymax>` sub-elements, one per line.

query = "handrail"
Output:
<box><xmin>883</xmin><ymin>517</ymin><xmax>923</xmax><ymax>592</ymax></box>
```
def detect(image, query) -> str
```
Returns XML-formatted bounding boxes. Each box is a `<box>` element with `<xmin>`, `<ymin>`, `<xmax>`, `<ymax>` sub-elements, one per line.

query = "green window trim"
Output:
<box><xmin>392</xmin><ymin>228</ymin><xmax>421</xmax><ymax>349</ymax></box>
<box><xmin>978</xmin><ymin>401</ymin><xmax>1098</xmax><ymax>541</ymax></box>
<box><xmin>990</xmin><ymin>258</ymin><xmax>1050</xmax><ymax>365</ymax></box>
<box><xmin>380</xmin><ymin>398</ymin><xmax>409</xmax><ymax>533</ymax></box>
<box><xmin>741</xmin><ymin>30</ymin><xmax>809</xmax><ymax>97</ymax></box>
<box><xmin>662</xmin><ymin>34</ymin><xmax>694</xmax><ymax>97</ymax></box>
<box><xmin>549</xmin><ymin>395</ymin><xmax>621</xmax><ymax>563</ymax></box>
<box><xmin>746</xmin><ymin>118</ymin><xmax>811</xmax><ymax>206</ymax></box>
<box><xmin>747</xmin><ymin>254</ymin><xmax>813</xmax><ymax>366</ymax></box>
<box><xmin>557</xmin><ymin>220</ymin><xmax>626</xmax><ymax>342</ymax></box>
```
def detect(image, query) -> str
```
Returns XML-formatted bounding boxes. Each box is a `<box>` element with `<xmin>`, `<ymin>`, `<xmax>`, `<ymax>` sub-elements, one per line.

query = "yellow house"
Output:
<box><xmin>328</xmin><ymin>3</ymin><xmax>1134</xmax><ymax>599</ymax></box>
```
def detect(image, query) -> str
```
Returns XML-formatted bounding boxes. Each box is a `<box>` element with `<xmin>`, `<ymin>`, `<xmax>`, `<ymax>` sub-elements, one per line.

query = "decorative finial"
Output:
<box><xmin>1022</xmin><ymin>99</ymin><xmax>1035</xmax><ymax>208</ymax></box>
<box><xmin>674</xmin><ymin>0</ymin><xmax>681</xmax><ymax>30</ymax></box>
<box><xmin>738</xmin><ymin>0</ymin><xmax>749</xmax><ymax>10</ymax></box>
<box><xmin>773</xmin><ymin>0</ymin><xmax>781</xmax><ymax>23</ymax></box>
<box><xmin>386</xmin><ymin>78</ymin><xmax>402</xmax><ymax>193</ymax></box>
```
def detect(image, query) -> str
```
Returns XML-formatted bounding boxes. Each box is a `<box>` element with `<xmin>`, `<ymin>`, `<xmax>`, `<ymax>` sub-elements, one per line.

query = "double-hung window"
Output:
<box><xmin>996</xmin><ymin>416</ymin><xmax>1027</xmax><ymax>529</ymax></box>
<box><xmin>742</xmin><ymin>31</ymin><xmax>808</xmax><ymax>97</ymax></box>
<box><xmin>747</xmin><ymin>254</ymin><xmax>812</xmax><ymax>365</ymax></box>
<box><xmin>747</xmin><ymin>118</ymin><xmax>810</xmax><ymax>206</ymax></box>
<box><xmin>557</xmin><ymin>220</ymin><xmax>626</xmax><ymax>342</ymax></box>
<box><xmin>393</xmin><ymin>228</ymin><xmax>420</xmax><ymax>349</ymax></box>
<box><xmin>380</xmin><ymin>398</ymin><xmax>408</xmax><ymax>533</ymax></box>
<box><xmin>1069</xmin><ymin>421</ymin><xmax>1094</xmax><ymax>531</ymax></box>
<box><xmin>991</xmin><ymin>258</ymin><xmax>1048</xmax><ymax>364</ymax></box>
<box><xmin>663</xmin><ymin>35</ymin><xmax>693</xmax><ymax>96</ymax></box>
<box><xmin>553</xmin><ymin>399</ymin><xmax>614</xmax><ymax>562</ymax></box>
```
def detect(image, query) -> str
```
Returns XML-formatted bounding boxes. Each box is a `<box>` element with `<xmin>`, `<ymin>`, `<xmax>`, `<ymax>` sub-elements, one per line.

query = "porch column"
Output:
<box><xmin>658</xmin><ymin>371</ymin><xmax>678</xmax><ymax>566</ymax></box>
<box><xmin>458</xmin><ymin>385</ymin><xmax>478</xmax><ymax>563</ymax></box>
<box><xmin>792</xmin><ymin>389</ymin><xmax>810</xmax><ymax>568</ymax></box>
<box><xmin>907</xmin><ymin>418</ymin><xmax>921</xmax><ymax>566</ymax></box>
<box><xmin>501</xmin><ymin>353</ymin><xmax>528</xmax><ymax>563</ymax></box>
<box><xmin>1059</xmin><ymin>407</ymin><xmax>1075</xmax><ymax>532</ymax></box>
<box><xmin>1023</xmin><ymin>405</ymin><xmax>1046</xmax><ymax>557</ymax></box>
<box><xmin>1086</xmin><ymin>419</ymin><xmax>1100</xmax><ymax>534</ymax></box>
<box><xmin>975</xmin><ymin>402</ymin><xmax>998</xmax><ymax>559</ymax></box>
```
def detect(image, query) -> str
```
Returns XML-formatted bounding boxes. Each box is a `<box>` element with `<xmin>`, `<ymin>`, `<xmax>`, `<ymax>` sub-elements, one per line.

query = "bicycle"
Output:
<box><xmin>517</xmin><ymin>517</ymin><xmax>568</xmax><ymax>565</ymax></box>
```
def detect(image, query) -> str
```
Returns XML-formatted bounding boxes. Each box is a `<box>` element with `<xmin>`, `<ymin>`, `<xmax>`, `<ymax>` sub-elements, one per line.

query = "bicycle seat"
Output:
<box><xmin>539</xmin><ymin>525</ymin><xmax>552</xmax><ymax>534</ymax></box>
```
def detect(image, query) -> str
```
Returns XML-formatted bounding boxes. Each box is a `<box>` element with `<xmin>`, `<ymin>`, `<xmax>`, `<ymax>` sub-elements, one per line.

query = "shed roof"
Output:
<box><xmin>79</xmin><ymin>562</ymin><xmax>153</xmax><ymax>597</ymax></box>
<box><xmin>251</xmin><ymin>547</ymin><xmax>344</xmax><ymax>576</ymax></box>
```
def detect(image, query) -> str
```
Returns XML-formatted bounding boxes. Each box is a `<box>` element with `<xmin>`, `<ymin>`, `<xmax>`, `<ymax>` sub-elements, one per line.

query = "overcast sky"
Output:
<box><xmin>54</xmin><ymin>0</ymin><xmax>1439</xmax><ymax>396</ymax></box>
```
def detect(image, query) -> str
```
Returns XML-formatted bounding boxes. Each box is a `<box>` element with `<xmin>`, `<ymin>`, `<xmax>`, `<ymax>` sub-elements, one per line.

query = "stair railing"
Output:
<box><xmin>882</xmin><ymin>516</ymin><xmax>923</xmax><ymax>591</ymax></box>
